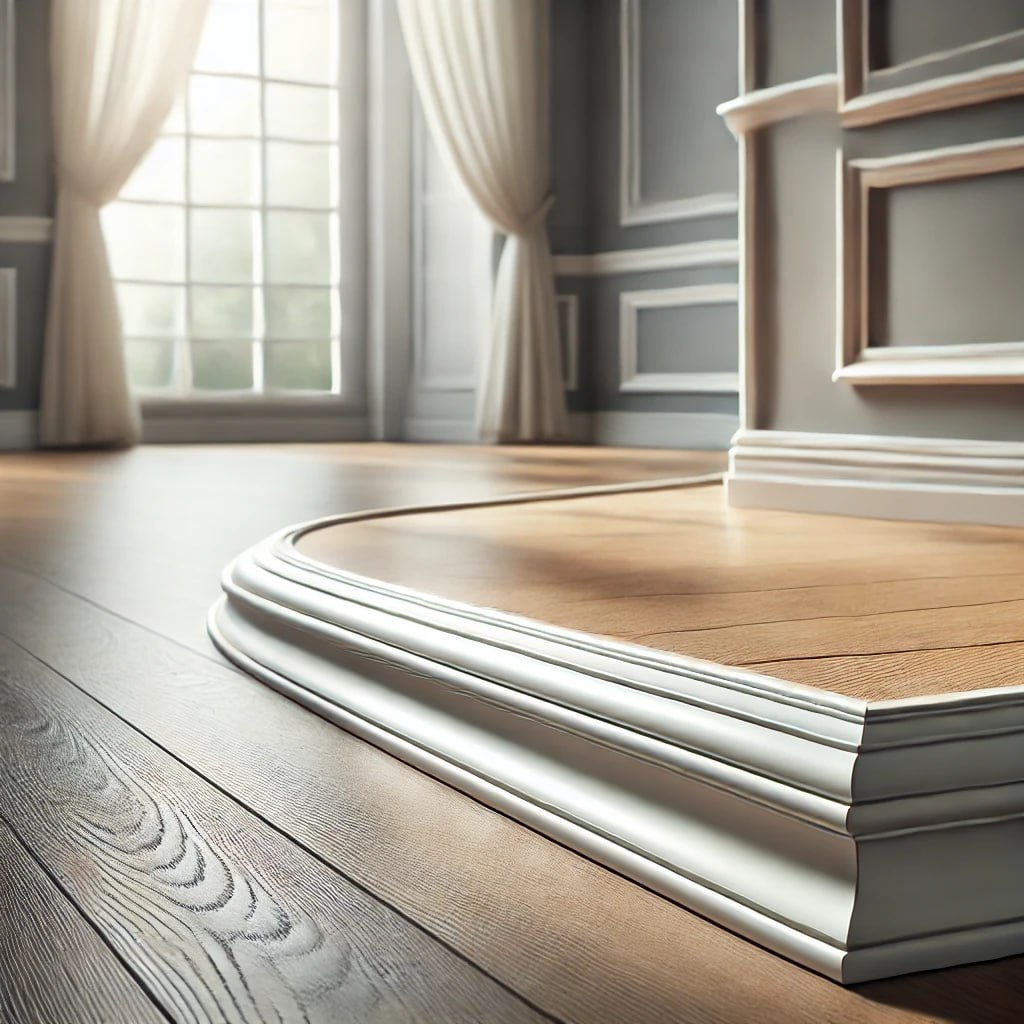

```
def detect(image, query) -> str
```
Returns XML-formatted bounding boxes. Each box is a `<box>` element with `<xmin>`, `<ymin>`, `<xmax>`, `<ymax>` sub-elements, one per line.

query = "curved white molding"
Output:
<box><xmin>729</xmin><ymin>428</ymin><xmax>1024</xmax><ymax>527</ymax></box>
<box><xmin>619</xmin><ymin>0</ymin><xmax>738</xmax><ymax>225</ymax></box>
<box><xmin>717</xmin><ymin>74</ymin><xmax>839</xmax><ymax>136</ymax></box>
<box><xmin>212</xmin><ymin>478</ymin><xmax>1024</xmax><ymax>983</ymax></box>
<box><xmin>553</xmin><ymin>239</ymin><xmax>739</xmax><ymax>277</ymax></box>
<box><xmin>0</xmin><ymin>217</ymin><xmax>53</xmax><ymax>244</ymax></box>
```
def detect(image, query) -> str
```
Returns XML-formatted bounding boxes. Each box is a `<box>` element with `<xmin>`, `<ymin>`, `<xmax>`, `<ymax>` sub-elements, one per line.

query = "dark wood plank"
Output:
<box><xmin>3</xmin><ymin>566</ymin><xmax>1023</xmax><ymax>1024</ymax></box>
<box><xmin>0</xmin><ymin>818</ymin><xmax>165</xmax><ymax>1024</ymax></box>
<box><xmin>0</xmin><ymin>633</ymin><xmax>543</xmax><ymax>1024</ymax></box>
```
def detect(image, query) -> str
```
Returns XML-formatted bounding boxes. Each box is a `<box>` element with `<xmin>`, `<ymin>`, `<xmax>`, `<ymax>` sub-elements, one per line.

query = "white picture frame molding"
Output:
<box><xmin>0</xmin><ymin>0</ymin><xmax>13</xmax><ymax>182</ymax></box>
<box><xmin>556</xmin><ymin>294</ymin><xmax>580</xmax><ymax>392</ymax></box>
<box><xmin>0</xmin><ymin>267</ymin><xmax>17</xmax><ymax>388</ymax></box>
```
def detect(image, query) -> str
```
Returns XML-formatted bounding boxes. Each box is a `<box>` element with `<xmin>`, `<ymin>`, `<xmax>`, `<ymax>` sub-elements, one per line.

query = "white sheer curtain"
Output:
<box><xmin>398</xmin><ymin>0</ymin><xmax>568</xmax><ymax>443</ymax></box>
<box><xmin>40</xmin><ymin>0</ymin><xmax>210</xmax><ymax>447</ymax></box>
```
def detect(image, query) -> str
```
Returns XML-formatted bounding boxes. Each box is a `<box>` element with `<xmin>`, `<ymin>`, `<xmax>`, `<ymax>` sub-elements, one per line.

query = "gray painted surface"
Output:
<box><xmin>760</xmin><ymin>0</ymin><xmax>835</xmax><ymax>88</ymax></box>
<box><xmin>876</xmin><ymin>170</ymin><xmax>1024</xmax><ymax>349</ymax></box>
<box><xmin>637</xmin><ymin>302</ymin><xmax>739</xmax><ymax>375</ymax></box>
<box><xmin>879</xmin><ymin>0</ymin><xmax>1024</xmax><ymax>70</ymax></box>
<box><xmin>0</xmin><ymin>243</ymin><xmax>50</xmax><ymax>411</ymax></box>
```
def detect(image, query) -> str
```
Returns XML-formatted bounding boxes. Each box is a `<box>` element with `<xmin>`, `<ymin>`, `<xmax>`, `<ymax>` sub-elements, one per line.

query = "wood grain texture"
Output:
<box><xmin>0</xmin><ymin>819</ymin><xmax>165</xmax><ymax>1024</ymax></box>
<box><xmin>3</xmin><ymin>567</ymin><xmax>1023</xmax><ymax>1023</ymax></box>
<box><xmin>297</xmin><ymin>482</ymin><xmax>1024</xmax><ymax>700</ymax></box>
<box><xmin>0</xmin><ymin>635</ymin><xmax>543</xmax><ymax>1024</ymax></box>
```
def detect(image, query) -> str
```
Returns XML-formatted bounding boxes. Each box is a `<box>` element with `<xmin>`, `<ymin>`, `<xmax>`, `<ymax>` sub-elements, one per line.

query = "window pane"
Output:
<box><xmin>189</xmin><ymin>76</ymin><xmax>260</xmax><ymax>136</ymax></box>
<box><xmin>194</xmin><ymin>1</ymin><xmax>259</xmax><ymax>75</ymax></box>
<box><xmin>266</xmin><ymin>142</ymin><xmax>335</xmax><ymax>208</ymax></box>
<box><xmin>190</xmin><ymin>140</ymin><xmax>260</xmax><ymax>205</ymax></box>
<box><xmin>265</xmin><ymin>212</ymin><xmax>335</xmax><ymax>284</ymax></box>
<box><xmin>265</xmin><ymin>83</ymin><xmax>336</xmax><ymax>142</ymax></box>
<box><xmin>120</xmin><ymin>138</ymin><xmax>185</xmax><ymax>202</ymax></box>
<box><xmin>265</xmin><ymin>340</ymin><xmax>332</xmax><ymax>390</ymax></box>
<box><xmin>164</xmin><ymin>95</ymin><xmax>185</xmax><ymax>134</ymax></box>
<box><xmin>264</xmin><ymin>1</ymin><xmax>335</xmax><ymax>84</ymax></box>
<box><xmin>190</xmin><ymin>286</ymin><xmax>254</xmax><ymax>339</ymax></box>
<box><xmin>125</xmin><ymin>339</ymin><xmax>176</xmax><ymax>389</ymax></box>
<box><xmin>190</xmin><ymin>209</ymin><xmax>256</xmax><ymax>283</ymax></box>
<box><xmin>264</xmin><ymin>287</ymin><xmax>334</xmax><ymax>339</ymax></box>
<box><xmin>103</xmin><ymin>204</ymin><xmax>186</xmax><ymax>282</ymax></box>
<box><xmin>190</xmin><ymin>341</ymin><xmax>253</xmax><ymax>390</ymax></box>
<box><xmin>118</xmin><ymin>284</ymin><xmax>184</xmax><ymax>337</ymax></box>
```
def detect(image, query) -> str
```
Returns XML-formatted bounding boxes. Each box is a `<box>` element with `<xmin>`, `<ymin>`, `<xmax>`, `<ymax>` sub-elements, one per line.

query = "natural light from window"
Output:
<box><xmin>103</xmin><ymin>0</ymin><xmax>342</xmax><ymax>398</ymax></box>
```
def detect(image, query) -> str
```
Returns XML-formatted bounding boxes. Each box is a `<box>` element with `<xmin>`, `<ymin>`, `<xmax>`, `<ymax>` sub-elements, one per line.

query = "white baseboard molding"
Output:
<box><xmin>729</xmin><ymin>429</ymin><xmax>1024</xmax><ymax>526</ymax></box>
<box><xmin>143</xmin><ymin>410</ymin><xmax>368</xmax><ymax>444</ymax></box>
<box><xmin>594</xmin><ymin>411</ymin><xmax>737</xmax><ymax>449</ymax></box>
<box><xmin>0</xmin><ymin>409</ymin><xmax>37</xmax><ymax>449</ymax></box>
<box><xmin>211</xmin><ymin>478</ymin><xmax>1024</xmax><ymax>984</ymax></box>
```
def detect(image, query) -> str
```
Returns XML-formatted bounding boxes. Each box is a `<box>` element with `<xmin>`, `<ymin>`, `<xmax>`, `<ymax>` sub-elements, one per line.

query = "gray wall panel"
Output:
<box><xmin>636</xmin><ymin>302</ymin><xmax>739</xmax><ymax>375</ymax></box>
<box><xmin>761</xmin><ymin>0</ymin><xmax>835</xmax><ymax>88</ymax></box>
<box><xmin>0</xmin><ymin>243</ymin><xmax>50</xmax><ymax>411</ymax></box>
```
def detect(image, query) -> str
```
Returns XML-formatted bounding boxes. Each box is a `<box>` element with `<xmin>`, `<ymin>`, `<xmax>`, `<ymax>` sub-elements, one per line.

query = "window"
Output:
<box><xmin>104</xmin><ymin>0</ymin><xmax>343</xmax><ymax>398</ymax></box>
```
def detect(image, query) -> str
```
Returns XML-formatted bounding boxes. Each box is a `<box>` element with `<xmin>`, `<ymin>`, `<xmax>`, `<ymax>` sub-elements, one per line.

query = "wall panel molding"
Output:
<box><xmin>619</xmin><ymin>282</ymin><xmax>739</xmax><ymax>394</ymax></box>
<box><xmin>553</xmin><ymin>238</ymin><xmax>738</xmax><ymax>277</ymax></box>
<box><xmin>556</xmin><ymin>294</ymin><xmax>579</xmax><ymax>392</ymax></box>
<box><xmin>619</xmin><ymin>0</ymin><xmax>737</xmax><ymax>225</ymax></box>
<box><xmin>0</xmin><ymin>217</ymin><xmax>54</xmax><ymax>243</ymax></box>
<box><xmin>0</xmin><ymin>0</ymin><xmax>13</xmax><ymax>182</ymax></box>
<box><xmin>729</xmin><ymin>428</ymin><xmax>1024</xmax><ymax>526</ymax></box>
<box><xmin>838</xmin><ymin>0</ymin><xmax>1024</xmax><ymax>126</ymax></box>
<box><xmin>718</xmin><ymin>74</ymin><xmax>839</xmax><ymax>136</ymax></box>
<box><xmin>0</xmin><ymin>267</ymin><xmax>15</xmax><ymax>388</ymax></box>
<box><xmin>836</xmin><ymin>136</ymin><xmax>1024</xmax><ymax>385</ymax></box>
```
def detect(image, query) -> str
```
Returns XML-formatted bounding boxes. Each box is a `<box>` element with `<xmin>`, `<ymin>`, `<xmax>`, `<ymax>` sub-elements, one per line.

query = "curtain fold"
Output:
<box><xmin>398</xmin><ymin>0</ymin><xmax>568</xmax><ymax>443</ymax></box>
<box><xmin>40</xmin><ymin>0</ymin><xmax>210</xmax><ymax>447</ymax></box>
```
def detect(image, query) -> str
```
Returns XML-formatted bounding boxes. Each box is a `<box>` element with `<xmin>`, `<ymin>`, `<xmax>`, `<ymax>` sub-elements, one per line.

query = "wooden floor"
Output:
<box><xmin>1</xmin><ymin>443</ymin><xmax>1022</xmax><ymax>1023</ymax></box>
<box><xmin>298</xmin><ymin>479</ymin><xmax>1024</xmax><ymax>701</ymax></box>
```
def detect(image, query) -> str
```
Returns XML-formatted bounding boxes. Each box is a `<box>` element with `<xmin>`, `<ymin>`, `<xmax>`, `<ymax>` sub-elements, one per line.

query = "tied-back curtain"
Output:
<box><xmin>398</xmin><ymin>0</ymin><xmax>568</xmax><ymax>443</ymax></box>
<box><xmin>40</xmin><ymin>0</ymin><xmax>210</xmax><ymax>447</ymax></box>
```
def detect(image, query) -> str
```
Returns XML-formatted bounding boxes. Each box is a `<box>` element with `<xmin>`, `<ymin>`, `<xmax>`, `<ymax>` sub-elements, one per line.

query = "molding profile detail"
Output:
<box><xmin>212</xmin><ymin>480</ymin><xmax>1024</xmax><ymax>984</ymax></box>
<box><xmin>836</xmin><ymin>137</ymin><xmax>1024</xmax><ymax>385</ymax></box>
<box><xmin>0</xmin><ymin>0</ymin><xmax>12</xmax><ymax>182</ymax></box>
<box><xmin>619</xmin><ymin>283</ymin><xmax>739</xmax><ymax>394</ymax></box>
<box><xmin>619</xmin><ymin>0</ymin><xmax>737</xmax><ymax>224</ymax></box>
<box><xmin>717</xmin><ymin>74</ymin><xmax>839</xmax><ymax>135</ymax></box>
<box><xmin>552</xmin><ymin>239</ymin><xmax>739</xmax><ymax>277</ymax></box>
<box><xmin>0</xmin><ymin>217</ymin><xmax>53</xmax><ymax>244</ymax></box>
<box><xmin>729</xmin><ymin>428</ymin><xmax>1024</xmax><ymax>526</ymax></box>
<box><xmin>0</xmin><ymin>267</ymin><xmax>14</xmax><ymax>388</ymax></box>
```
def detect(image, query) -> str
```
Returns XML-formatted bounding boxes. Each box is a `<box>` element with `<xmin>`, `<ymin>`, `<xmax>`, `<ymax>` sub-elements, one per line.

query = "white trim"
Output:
<box><xmin>729</xmin><ymin>428</ymin><xmax>1024</xmax><ymax>526</ymax></box>
<box><xmin>593</xmin><ymin>410</ymin><xmax>737</xmax><ymax>449</ymax></box>
<box><xmin>0</xmin><ymin>267</ymin><xmax>14</xmax><ymax>388</ymax></box>
<box><xmin>0</xmin><ymin>217</ymin><xmax>53</xmax><ymax>244</ymax></box>
<box><xmin>838</xmin><ymin>0</ymin><xmax>1024</xmax><ymax>126</ymax></box>
<box><xmin>619</xmin><ymin>0</ymin><xmax>737</xmax><ymax>225</ymax></box>
<box><xmin>552</xmin><ymin>239</ymin><xmax>739</xmax><ymax>277</ymax></box>
<box><xmin>837</xmin><ymin>137</ymin><xmax>1024</xmax><ymax>385</ymax></box>
<box><xmin>0</xmin><ymin>409</ymin><xmax>34</xmax><ymax>449</ymax></box>
<box><xmin>0</xmin><ymin>0</ymin><xmax>13</xmax><ymax>182</ymax></box>
<box><xmin>717</xmin><ymin>74</ymin><xmax>839</xmax><ymax>136</ymax></box>
<box><xmin>211</xmin><ymin>477</ymin><xmax>1024</xmax><ymax>983</ymax></box>
<box><xmin>619</xmin><ymin>283</ymin><xmax>739</xmax><ymax>394</ymax></box>
<box><xmin>556</xmin><ymin>294</ymin><xmax>579</xmax><ymax>392</ymax></box>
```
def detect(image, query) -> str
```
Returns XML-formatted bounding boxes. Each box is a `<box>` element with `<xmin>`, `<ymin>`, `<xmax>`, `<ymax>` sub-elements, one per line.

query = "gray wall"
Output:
<box><xmin>556</xmin><ymin>0</ymin><xmax>740</xmax><ymax>439</ymax></box>
<box><xmin>0</xmin><ymin>0</ymin><xmax>54</xmax><ymax>413</ymax></box>
<box><xmin>755</xmin><ymin>0</ymin><xmax>1024</xmax><ymax>442</ymax></box>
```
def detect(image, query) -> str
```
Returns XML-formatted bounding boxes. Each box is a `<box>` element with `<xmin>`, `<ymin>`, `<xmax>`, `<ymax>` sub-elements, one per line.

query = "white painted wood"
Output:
<box><xmin>0</xmin><ymin>409</ymin><xmax>35</xmax><ymax>449</ymax></box>
<box><xmin>619</xmin><ymin>0</ymin><xmax>738</xmax><ymax>225</ymax></box>
<box><xmin>737</xmin><ymin>132</ymin><xmax>756</xmax><ymax>431</ymax></box>
<box><xmin>837</xmin><ymin>137</ymin><xmax>1024</xmax><ymax>384</ymax></box>
<box><xmin>0</xmin><ymin>267</ymin><xmax>14</xmax><ymax>388</ymax></box>
<box><xmin>838</xmin><ymin>0</ymin><xmax>1024</xmax><ymax>126</ymax></box>
<box><xmin>729</xmin><ymin>428</ymin><xmax>1024</xmax><ymax>526</ymax></box>
<box><xmin>738</xmin><ymin>0</ymin><xmax>757</xmax><ymax>94</ymax></box>
<box><xmin>0</xmin><ymin>0</ymin><xmax>13</xmax><ymax>182</ymax></box>
<box><xmin>0</xmin><ymin>217</ymin><xmax>53</xmax><ymax>243</ymax></box>
<box><xmin>619</xmin><ymin>283</ymin><xmax>739</xmax><ymax>394</ymax></box>
<box><xmin>552</xmin><ymin>239</ymin><xmax>738</xmax><ymax>277</ymax></box>
<box><xmin>717</xmin><ymin>74</ymin><xmax>839</xmax><ymax>135</ymax></box>
<box><xmin>556</xmin><ymin>294</ymin><xmax>579</xmax><ymax>392</ymax></box>
<box><xmin>211</xmin><ymin>476</ymin><xmax>1024</xmax><ymax>982</ymax></box>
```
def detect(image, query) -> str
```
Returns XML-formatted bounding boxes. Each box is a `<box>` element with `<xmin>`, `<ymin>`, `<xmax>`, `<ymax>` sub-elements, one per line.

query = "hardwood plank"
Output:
<box><xmin>3</xmin><ymin>567</ymin><xmax>1023</xmax><ymax>1023</ymax></box>
<box><xmin>296</xmin><ymin>483</ymin><xmax>1024</xmax><ymax>700</ymax></box>
<box><xmin>0</xmin><ymin>634</ymin><xmax>544</xmax><ymax>1024</ymax></box>
<box><xmin>0</xmin><ymin>818</ymin><xmax>165</xmax><ymax>1024</ymax></box>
